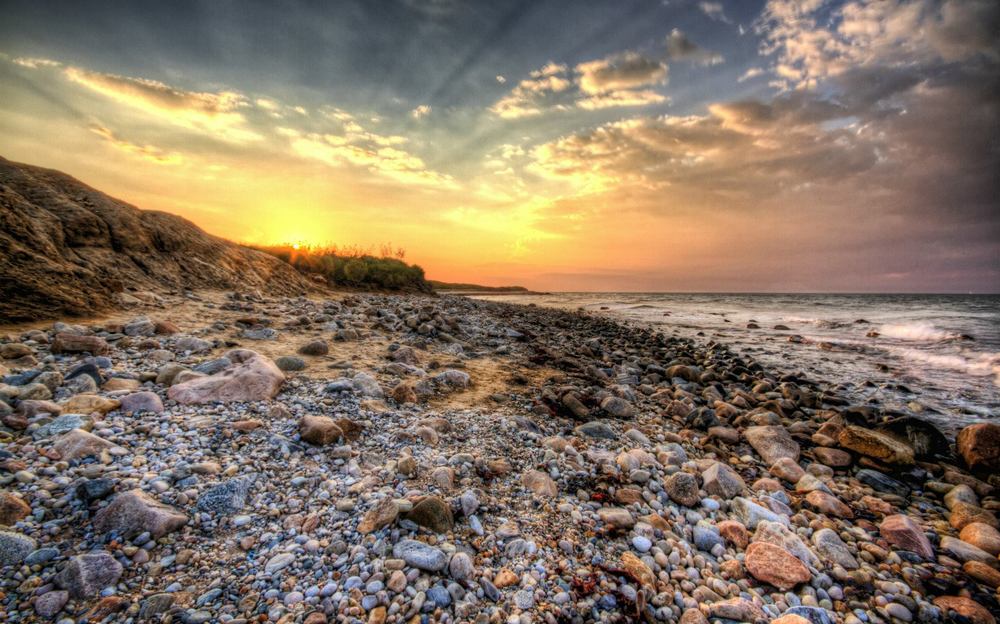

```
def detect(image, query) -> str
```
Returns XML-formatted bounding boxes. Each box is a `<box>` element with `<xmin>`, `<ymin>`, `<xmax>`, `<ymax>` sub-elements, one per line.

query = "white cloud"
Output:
<box><xmin>411</xmin><ymin>104</ymin><xmax>432</xmax><ymax>119</ymax></box>
<box><xmin>698</xmin><ymin>1</ymin><xmax>731</xmax><ymax>23</ymax></box>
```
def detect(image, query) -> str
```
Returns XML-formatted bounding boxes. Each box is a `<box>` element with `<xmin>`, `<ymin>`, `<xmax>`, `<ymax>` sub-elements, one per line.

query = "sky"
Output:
<box><xmin>0</xmin><ymin>0</ymin><xmax>997</xmax><ymax>292</ymax></box>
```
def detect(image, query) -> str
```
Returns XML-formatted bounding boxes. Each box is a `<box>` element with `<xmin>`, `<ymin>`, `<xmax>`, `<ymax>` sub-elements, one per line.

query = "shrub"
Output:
<box><xmin>246</xmin><ymin>243</ymin><xmax>429</xmax><ymax>292</ymax></box>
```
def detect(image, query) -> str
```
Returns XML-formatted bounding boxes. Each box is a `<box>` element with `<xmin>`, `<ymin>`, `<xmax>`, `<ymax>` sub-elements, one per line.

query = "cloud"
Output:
<box><xmin>64</xmin><ymin>67</ymin><xmax>262</xmax><ymax>142</ymax></box>
<box><xmin>12</xmin><ymin>57</ymin><xmax>62</xmax><ymax>69</ymax></box>
<box><xmin>89</xmin><ymin>124</ymin><xmax>183</xmax><ymax>165</ymax></box>
<box><xmin>287</xmin><ymin>112</ymin><xmax>456</xmax><ymax>190</ymax></box>
<box><xmin>738</xmin><ymin>67</ymin><xmax>765</xmax><ymax>82</ymax></box>
<box><xmin>496</xmin><ymin>75</ymin><xmax>506</xmax><ymax>84</ymax></box>
<box><xmin>411</xmin><ymin>104</ymin><xmax>432</xmax><ymax>119</ymax></box>
<box><xmin>665</xmin><ymin>29</ymin><xmax>724</xmax><ymax>65</ymax></box>
<box><xmin>576</xmin><ymin>52</ymin><xmax>667</xmax><ymax>94</ymax></box>
<box><xmin>757</xmin><ymin>0</ymin><xmax>1000</xmax><ymax>90</ymax></box>
<box><xmin>490</xmin><ymin>30</ymin><xmax>721</xmax><ymax>119</ymax></box>
<box><xmin>698</xmin><ymin>1</ymin><xmax>731</xmax><ymax>23</ymax></box>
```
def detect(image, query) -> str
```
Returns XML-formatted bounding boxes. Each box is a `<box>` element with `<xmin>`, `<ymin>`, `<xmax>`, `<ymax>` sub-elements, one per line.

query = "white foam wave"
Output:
<box><xmin>878</xmin><ymin>322</ymin><xmax>959</xmax><ymax>341</ymax></box>
<box><xmin>886</xmin><ymin>346</ymin><xmax>1000</xmax><ymax>387</ymax></box>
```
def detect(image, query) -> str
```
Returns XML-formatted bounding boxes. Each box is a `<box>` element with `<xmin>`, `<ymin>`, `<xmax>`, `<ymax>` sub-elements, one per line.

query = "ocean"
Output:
<box><xmin>470</xmin><ymin>293</ymin><xmax>1000</xmax><ymax>432</ymax></box>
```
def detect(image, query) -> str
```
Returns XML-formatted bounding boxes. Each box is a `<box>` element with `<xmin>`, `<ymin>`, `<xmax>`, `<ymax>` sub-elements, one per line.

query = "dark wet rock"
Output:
<box><xmin>76</xmin><ymin>478</ymin><xmax>117</xmax><ymax>503</ymax></box>
<box><xmin>856</xmin><ymin>468</ymin><xmax>910</xmax><ymax>497</ymax></box>
<box><xmin>196</xmin><ymin>475</ymin><xmax>256</xmax><ymax>516</ymax></box>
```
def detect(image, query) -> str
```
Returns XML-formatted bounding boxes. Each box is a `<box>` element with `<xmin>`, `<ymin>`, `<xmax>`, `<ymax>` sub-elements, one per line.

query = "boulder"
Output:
<box><xmin>0</xmin><ymin>491</ymin><xmax>31</xmax><ymax>526</ymax></box>
<box><xmin>52</xmin><ymin>429</ymin><xmax>120</xmax><ymax>460</ymax></box>
<box><xmin>168</xmin><ymin>350</ymin><xmax>284</xmax><ymax>404</ymax></box>
<box><xmin>55</xmin><ymin>552</ymin><xmax>123</xmax><ymax>598</ymax></box>
<box><xmin>702</xmin><ymin>462</ymin><xmax>745</xmax><ymax>499</ymax></box>
<box><xmin>521</xmin><ymin>470</ymin><xmax>558</xmax><ymax>498</ymax></box>
<box><xmin>93</xmin><ymin>489</ymin><xmax>187</xmax><ymax>538</ymax></box>
<box><xmin>959</xmin><ymin>522</ymin><xmax>1000</xmax><ymax>556</ymax></box>
<box><xmin>932</xmin><ymin>596</ymin><xmax>996</xmax><ymax>624</ymax></box>
<box><xmin>957</xmin><ymin>423</ymin><xmax>1000</xmax><ymax>473</ymax></box>
<box><xmin>664</xmin><ymin>472</ymin><xmax>701</xmax><ymax>507</ymax></box>
<box><xmin>358</xmin><ymin>498</ymin><xmax>399</xmax><ymax>534</ymax></box>
<box><xmin>744</xmin><ymin>542</ymin><xmax>811</xmax><ymax>590</ymax></box>
<box><xmin>404</xmin><ymin>496</ymin><xmax>454</xmax><ymax>533</ymax></box>
<box><xmin>298</xmin><ymin>415</ymin><xmax>343</xmax><ymax>445</ymax></box>
<box><xmin>0</xmin><ymin>530</ymin><xmax>36</xmax><ymax>565</ymax></box>
<box><xmin>745</xmin><ymin>425</ymin><xmax>800</xmax><ymax>465</ymax></box>
<box><xmin>838</xmin><ymin>426</ymin><xmax>914</xmax><ymax>465</ymax></box>
<box><xmin>60</xmin><ymin>394</ymin><xmax>120</xmax><ymax>415</ymax></box>
<box><xmin>879</xmin><ymin>514</ymin><xmax>933</xmax><ymax>559</ymax></box>
<box><xmin>50</xmin><ymin>333</ymin><xmax>109</xmax><ymax>355</ymax></box>
<box><xmin>119</xmin><ymin>391</ymin><xmax>164</xmax><ymax>414</ymax></box>
<box><xmin>392</xmin><ymin>539</ymin><xmax>448</xmax><ymax>571</ymax></box>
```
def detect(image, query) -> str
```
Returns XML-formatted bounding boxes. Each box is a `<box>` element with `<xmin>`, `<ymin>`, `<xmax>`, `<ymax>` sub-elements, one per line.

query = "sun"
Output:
<box><xmin>292</xmin><ymin>242</ymin><xmax>301</xmax><ymax>250</ymax></box>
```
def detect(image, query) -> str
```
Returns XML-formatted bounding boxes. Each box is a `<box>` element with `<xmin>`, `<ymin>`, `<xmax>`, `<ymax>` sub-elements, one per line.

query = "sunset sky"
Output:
<box><xmin>1</xmin><ymin>0</ymin><xmax>997</xmax><ymax>292</ymax></box>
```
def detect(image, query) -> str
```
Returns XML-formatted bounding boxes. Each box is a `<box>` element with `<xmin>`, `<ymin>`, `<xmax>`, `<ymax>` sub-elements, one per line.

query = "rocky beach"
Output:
<box><xmin>1</xmin><ymin>289</ymin><xmax>999</xmax><ymax>624</ymax></box>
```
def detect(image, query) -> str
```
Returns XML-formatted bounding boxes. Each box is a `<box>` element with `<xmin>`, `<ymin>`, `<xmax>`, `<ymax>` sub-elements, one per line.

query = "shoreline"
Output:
<box><xmin>1</xmin><ymin>289</ymin><xmax>998</xmax><ymax>623</ymax></box>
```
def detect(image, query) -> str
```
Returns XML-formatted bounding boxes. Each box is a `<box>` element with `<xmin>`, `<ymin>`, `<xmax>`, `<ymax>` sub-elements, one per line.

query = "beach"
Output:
<box><xmin>1</xmin><ymin>290</ymin><xmax>998</xmax><ymax>623</ymax></box>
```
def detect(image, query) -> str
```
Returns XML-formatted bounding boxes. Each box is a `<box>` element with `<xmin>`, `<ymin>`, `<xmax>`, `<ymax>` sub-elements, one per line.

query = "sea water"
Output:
<box><xmin>472</xmin><ymin>293</ymin><xmax>999</xmax><ymax>432</ymax></box>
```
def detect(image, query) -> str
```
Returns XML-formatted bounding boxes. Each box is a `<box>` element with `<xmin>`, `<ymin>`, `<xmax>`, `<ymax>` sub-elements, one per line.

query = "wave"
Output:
<box><xmin>878</xmin><ymin>322</ymin><xmax>960</xmax><ymax>342</ymax></box>
<box><xmin>885</xmin><ymin>346</ymin><xmax>1000</xmax><ymax>387</ymax></box>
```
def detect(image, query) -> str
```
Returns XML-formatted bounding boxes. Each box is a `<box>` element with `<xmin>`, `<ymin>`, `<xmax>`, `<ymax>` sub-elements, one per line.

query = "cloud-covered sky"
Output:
<box><xmin>1</xmin><ymin>0</ymin><xmax>997</xmax><ymax>292</ymax></box>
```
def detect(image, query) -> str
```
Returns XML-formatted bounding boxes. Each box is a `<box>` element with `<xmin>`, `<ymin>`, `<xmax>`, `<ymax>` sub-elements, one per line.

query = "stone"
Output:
<box><xmin>702</xmin><ymin>461</ymin><xmax>745</xmax><ymax>499</ymax></box>
<box><xmin>600</xmin><ymin>395</ymin><xmax>636</xmax><ymax>418</ymax></box>
<box><xmin>352</xmin><ymin>372</ymin><xmax>384</xmax><ymax>398</ymax></box>
<box><xmin>945</xmin><ymin>484</ymin><xmax>978</xmax><ymax>510</ymax></box>
<box><xmin>771</xmin><ymin>616</ymin><xmax>811</xmax><ymax>624</ymax></box>
<box><xmin>434</xmin><ymin>369</ymin><xmax>471</xmax><ymax>390</ymax></box>
<box><xmin>521</xmin><ymin>470</ymin><xmax>557</xmax><ymax>498</ymax></box>
<box><xmin>838</xmin><ymin>425</ymin><xmax>914</xmax><ymax>465</ymax></box>
<box><xmin>932</xmin><ymin>596</ymin><xmax>996</xmax><ymax>624</ymax></box>
<box><xmin>0</xmin><ymin>530</ymin><xmax>36</xmax><ymax>565</ymax></box>
<box><xmin>708</xmin><ymin>598</ymin><xmax>767</xmax><ymax>623</ymax></box>
<box><xmin>744</xmin><ymin>542</ymin><xmax>811</xmax><ymax>590</ymax></box>
<box><xmin>745</xmin><ymin>425</ymin><xmax>800</xmax><ymax>465</ymax></box>
<box><xmin>52</xmin><ymin>429</ymin><xmax>119</xmax><ymax>460</ymax></box>
<box><xmin>718</xmin><ymin>520</ymin><xmax>750</xmax><ymax>549</ymax></box>
<box><xmin>76</xmin><ymin>478</ymin><xmax>116</xmax><ymax>503</ymax></box>
<box><xmin>964</xmin><ymin>560</ymin><xmax>1000</xmax><ymax>588</ymax></box>
<box><xmin>32</xmin><ymin>413</ymin><xmax>92</xmax><ymax>439</ymax></box>
<box><xmin>275</xmin><ymin>356</ymin><xmax>306</xmax><ymax>371</ymax></box>
<box><xmin>93</xmin><ymin>489</ymin><xmax>187</xmax><ymax>538</ymax></box>
<box><xmin>404</xmin><ymin>496</ymin><xmax>454</xmax><ymax>533</ymax></box>
<box><xmin>358</xmin><ymin>498</ymin><xmax>399</xmax><ymax>534</ymax></box>
<box><xmin>880</xmin><ymin>515</ymin><xmax>934</xmax><ymax>559</ymax></box>
<box><xmin>168</xmin><ymin>350</ymin><xmax>284</xmax><ymax>404</ymax></box>
<box><xmin>35</xmin><ymin>590</ymin><xmax>69</xmax><ymax>617</ymax></box>
<box><xmin>60</xmin><ymin>394</ymin><xmax>120</xmax><ymax>415</ymax></box>
<box><xmin>956</xmin><ymin>423</ymin><xmax>1000</xmax><ymax>473</ymax></box>
<box><xmin>732</xmin><ymin>498</ymin><xmax>788</xmax><ymax>530</ymax></box>
<box><xmin>124</xmin><ymin>317</ymin><xmax>156</xmax><ymax>336</ymax></box>
<box><xmin>575</xmin><ymin>421</ymin><xmax>616</xmax><ymax>439</ymax></box>
<box><xmin>812</xmin><ymin>528</ymin><xmax>858</xmax><ymax>569</ymax></box>
<box><xmin>299</xmin><ymin>415</ymin><xmax>343</xmax><ymax>445</ymax></box>
<box><xmin>959</xmin><ymin>522</ymin><xmax>1000</xmax><ymax>556</ymax></box>
<box><xmin>813</xmin><ymin>447</ymin><xmax>852</xmax><ymax>468</ymax></box>
<box><xmin>0</xmin><ymin>343</ymin><xmax>32</xmax><ymax>359</ymax></box>
<box><xmin>50</xmin><ymin>333</ymin><xmax>109</xmax><ymax>355</ymax></box>
<box><xmin>856</xmin><ymin>468</ymin><xmax>910</xmax><ymax>497</ymax></box>
<box><xmin>805</xmin><ymin>490</ymin><xmax>853</xmax><ymax>518</ymax></box>
<box><xmin>950</xmin><ymin>502</ymin><xmax>998</xmax><ymax>530</ymax></box>
<box><xmin>769</xmin><ymin>457</ymin><xmax>805</xmax><ymax>483</ymax></box>
<box><xmin>0</xmin><ymin>491</ymin><xmax>31</xmax><ymax>526</ymax></box>
<box><xmin>16</xmin><ymin>399</ymin><xmax>62</xmax><ymax>418</ymax></box>
<box><xmin>55</xmin><ymin>552</ymin><xmax>123</xmax><ymax>598</ymax></box>
<box><xmin>448</xmin><ymin>551</ymin><xmax>474</xmax><ymax>581</ymax></box>
<box><xmin>664</xmin><ymin>471</ymin><xmax>701</xmax><ymax>507</ymax></box>
<box><xmin>392</xmin><ymin>539</ymin><xmax>448</xmax><ymax>571</ymax></box>
<box><xmin>598</xmin><ymin>507</ymin><xmax>635</xmax><ymax>530</ymax></box>
<box><xmin>752</xmin><ymin>520</ymin><xmax>819</xmax><ymax>567</ymax></box>
<box><xmin>620</xmin><ymin>551</ymin><xmax>655</xmax><ymax>589</ymax></box>
<box><xmin>119</xmin><ymin>391</ymin><xmax>164</xmax><ymax>414</ymax></box>
<box><xmin>264</xmin><ymin>552</ymin><xmax>295</xmax><ymax>574</ymax></box>
<box><xmin>298</xmin><ymin>340</ymin><xmax>329</xmax><ymax>356</ymax></box>
<box><xmin>197</xmin><ymin>476</ymin><xmax>255</xmax><ymax>516</ymax></box>
<box><xmin>940</xmin><ymin>536</ymin><xmax>998</xmax><ymax>567</ymax></box>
